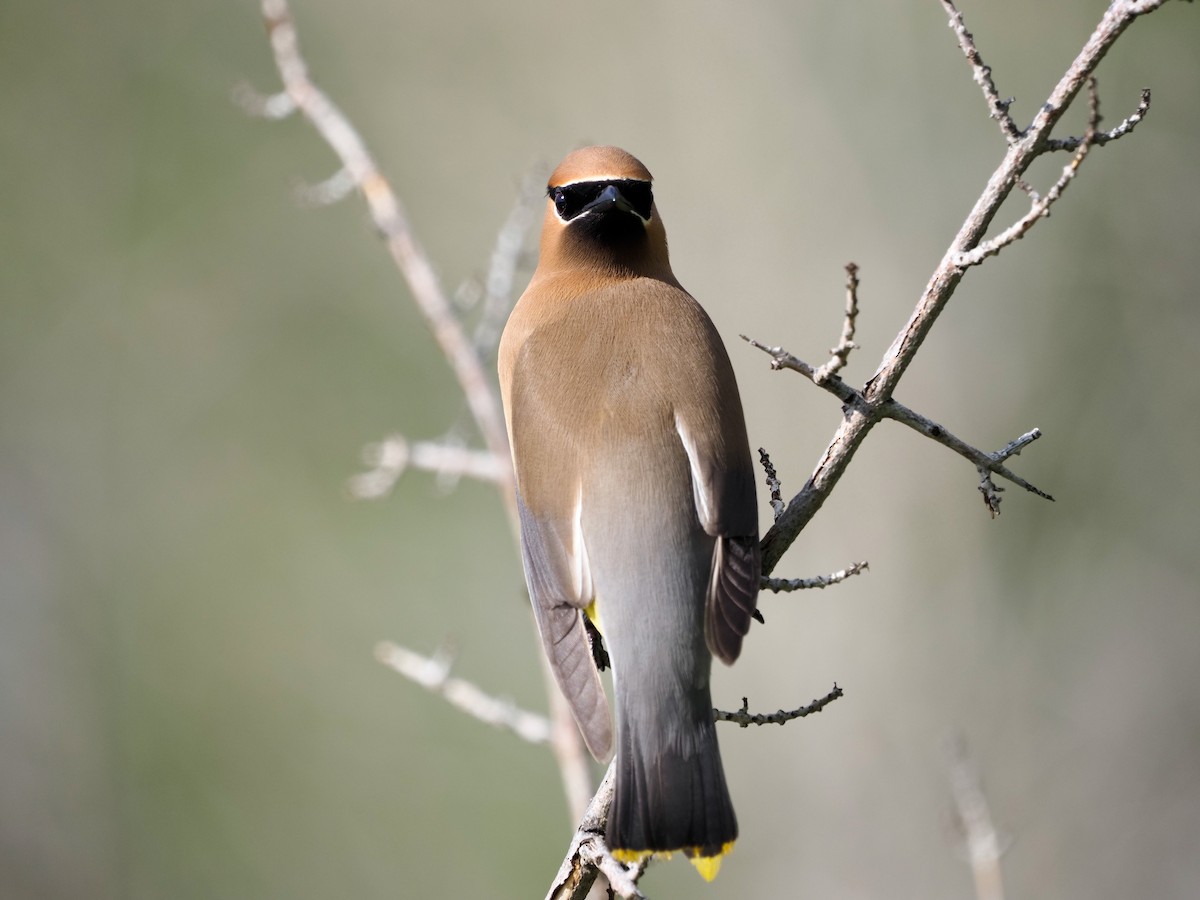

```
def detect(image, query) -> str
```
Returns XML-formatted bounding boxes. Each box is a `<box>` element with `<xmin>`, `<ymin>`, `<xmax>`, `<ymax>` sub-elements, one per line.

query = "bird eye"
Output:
<box><xmin>552</xmin><ymin>187</ymin><xmax>569</xmax><ymax>217</ymax></box>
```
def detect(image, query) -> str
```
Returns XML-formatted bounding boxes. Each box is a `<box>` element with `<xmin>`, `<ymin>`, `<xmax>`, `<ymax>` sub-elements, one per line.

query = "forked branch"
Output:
<box><xmin>756</xmin><ymin>0</ymin><xmax>1174</xmax><ymax>575</ymax></box>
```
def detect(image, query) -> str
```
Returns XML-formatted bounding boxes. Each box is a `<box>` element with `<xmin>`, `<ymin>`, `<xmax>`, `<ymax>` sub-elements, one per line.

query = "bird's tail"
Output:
<box><xmin>607</xmin><ymin>716</ymin><xmax>737</xmax><ymax>881</ymax></box>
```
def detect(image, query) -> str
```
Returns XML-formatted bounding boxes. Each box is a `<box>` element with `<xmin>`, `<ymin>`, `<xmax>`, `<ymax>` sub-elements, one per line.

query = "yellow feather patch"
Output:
<box><xmin>584</xmin><ymin>598</ymin><xmax>602</xmax><ymax>634</ymax></box>
<box><xmin>609</xmin><ymin>842</ymin><xmax>734</xmax><ymax>881</ymax></box>
<box><xmin>610</xmin><ymin>847</ymin><xmax>660</xmax><ymax>866</ymax></box>
<box><xmin>686</xmin><ymin>842</ymin><xmax>735</xmax><ymax>882</ymax></box>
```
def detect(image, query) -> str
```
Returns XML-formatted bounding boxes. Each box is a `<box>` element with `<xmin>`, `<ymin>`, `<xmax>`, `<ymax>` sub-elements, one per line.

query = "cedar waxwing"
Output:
<box><xmin>498</xmin><ymin>146</ymin><xmax>760</xmax><ymax>881</ymax></box>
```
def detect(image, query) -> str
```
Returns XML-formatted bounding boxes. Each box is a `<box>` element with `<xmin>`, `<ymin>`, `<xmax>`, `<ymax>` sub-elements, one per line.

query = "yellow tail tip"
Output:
<box><xmin>689</xmin><ymin>854</ymin><xmax>723</xmax><ymax>881</ymax></box>
<box><xmin>610</xmin><ymin>843</ymin><xmax>734</xmax><ymax>881</ymax></box>
<box><xmin>687</xmin><ymin>842</ymin><xmax>734</xmax><ymax>882</ymax></box>
<box><xmin>610</xmin><ymin>848</ymin><xmax>657</xmax><ymax>866</ymax></box>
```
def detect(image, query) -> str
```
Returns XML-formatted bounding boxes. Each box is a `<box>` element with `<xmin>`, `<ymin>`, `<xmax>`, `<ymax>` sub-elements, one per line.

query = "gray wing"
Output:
<box><xmin>673</xmin><ymin>400</ymin><xmax>761</xmax><ymax>666</ymax></box>
<box><xmin>515</xmin><ymin>492</ymin><xmax>612</xmax><ymax>760</ymax></box>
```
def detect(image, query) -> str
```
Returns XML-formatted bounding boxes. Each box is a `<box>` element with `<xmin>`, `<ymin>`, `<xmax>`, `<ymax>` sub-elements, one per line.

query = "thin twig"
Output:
<box><xmin>1045</xmin><ymin>87</ymin><xmax>1151</xmax><ymax>151</ymax></box>
<box><xmin>945</xmin><ymin>733</ymin><xmax>1008</xmax><ymax>900</ymax></box>
<box><xmin>758</xmin><ymin>448</ymin><xmax>786</xmax><ymax>521</ymax></box>
<box><xmin>742</xmin><ymin>336</ymin><xmax>1054</xmax><ymax>502</ymax></box>
<box><xmin>293</xmin><ymin>166</ymin><xmax>356</xmax><ymax>207</ymax></box>
<box><xmin>715</xmin><ymin>686</ymin><xmax>844</xmax><ymax>727</ymax></box>
<box><xmin>813</xmin><ymin>263</ymin><xmax>861</xmax><ymax>385</ymax></box>
<box><xmin>941</xmin><ymin>0</ymin><xmax>1022</xmax><ymax>142</ymax></box>
<box><xmin>977</xmin><ymin>428</ymin><xmax>1044</xmax><ymax>516</ymax></box>
<box><xmin>762</xmin><ymin>561</ymin><xmax>868</xmax><ymax>593</ymax></box>
<box><xmin>231</xmin><ymin>83</ymin><xmax>295</xmax><ymax>119</ymax></box>
<box><xmin>375</xmin><ymin>641</ymin><xmax>552</xmax><ymax>745</ymax></box>
<box><xmin>881</xmin><ymin>406</ymin><xmax>1054</xmax><ymax>502</ymax></box>
<box><xmin>347</xmin><ymin>435</ymin><xmax>509</xmax><ymax>499</ymax></box>
<box><xmin>953</xmin><ymin>78</ymin><xmax>1101</xmax><ymax>269</ymax></box>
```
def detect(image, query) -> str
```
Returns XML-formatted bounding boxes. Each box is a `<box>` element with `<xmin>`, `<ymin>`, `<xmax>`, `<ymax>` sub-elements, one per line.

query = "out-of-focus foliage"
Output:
<box><xmin>2</xmin><ymin>2</ymin><xmax>1197</xmax><ymax>898</ymax></box>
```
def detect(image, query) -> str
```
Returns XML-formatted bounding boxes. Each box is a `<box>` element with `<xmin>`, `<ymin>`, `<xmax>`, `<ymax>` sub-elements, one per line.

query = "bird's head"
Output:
<box><xmin>538</xmin><ymin>146</ymin><xmax>674</xmax><ymax>280</ymax></box>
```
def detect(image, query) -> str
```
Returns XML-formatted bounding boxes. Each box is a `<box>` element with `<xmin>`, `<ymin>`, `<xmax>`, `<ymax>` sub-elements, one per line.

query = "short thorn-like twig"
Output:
<box><xmin>813</xmin><ymin>263</ymin><xmax>861</xmax><ymax>385</ymax></box>
<box><xmin>294</xmin><ymin>166</ymin><xmax>356</xmax><ymax>207</ymax></box>
<box><xmin>758</xmin><ymin>448</ymin><xmax>786</xmax><ymax>521</ymax></box>
<box><xmin>941</xmin><ymin>0</ymin><xmax>1023</xmax><ymax>142</ymax></box>
<box><xmin>762</xmin><ymin>561</ymin><xmax>868</xmax><ymax>593</ymax></box>
<box><xmin>375</xmin><ymin>641</ymin><xmax>552</xmax><ymax>746</ymax></box>
<box><xmin>945</xmin><ymin>732</ymin><xmax>1009</xmax><ymax>900</ymax></box>
<box><xmin>348</xmin><ymin>434</ymin><xmax>509</xmax><ymax>499</ymax></box>
<box><xmin>977</xmin><ymin>428</ymin><xmax>1044</xmax><ymax>517</ymax></box>
<box><xmin>715</xmin><ymin>685</ymin><xmax>844</xmax><ymax>727</ymax></box>
<box><xmin>954</xmin><ymin>77</ymin><xmax>1102</xmax><ymax>269</ymax></box>
<box><xmin>231</xmin><ymin>82</ymin><xmax>296</xmax><ymax>120</ymax></box>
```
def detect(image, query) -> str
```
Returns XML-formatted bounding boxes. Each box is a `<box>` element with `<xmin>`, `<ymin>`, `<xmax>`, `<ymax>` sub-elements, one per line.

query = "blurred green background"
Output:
<box><xmin>2</xmin><ymin>1</ymin><xmax>1198</xmax><ymax>898</ymax></box>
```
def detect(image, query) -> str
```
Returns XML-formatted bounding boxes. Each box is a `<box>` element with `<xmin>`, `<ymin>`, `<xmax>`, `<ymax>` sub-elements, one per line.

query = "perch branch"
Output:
<box><xmin>375</xmin><ymin>641</ymin><xmax>552</xmax><ymax>745</ymax></box>
<box><xmin>715</xmin><ymin>686</ymin><xmax>845</xmax><ymax>727</ymax></box>
<box><xmin>547</xmin><ymin>761</ymin><xmax>645</xmax><ymax>900</ymax></box>
<box><xmin>763</xmin><ymin>562</ymin><xmax>868</xmax><ymax>593</ymax></box>
<box><xmin>758</xmin><ymin>0</ymin><xmax>1172</xmax><ymax>573</ymax></box>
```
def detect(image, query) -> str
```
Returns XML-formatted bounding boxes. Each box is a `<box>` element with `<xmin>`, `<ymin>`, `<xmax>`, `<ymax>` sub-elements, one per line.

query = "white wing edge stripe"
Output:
<box><xmin>674</xmin><ymin>411</ymin><xmax>712</xmax><ymax>528</ymax></box>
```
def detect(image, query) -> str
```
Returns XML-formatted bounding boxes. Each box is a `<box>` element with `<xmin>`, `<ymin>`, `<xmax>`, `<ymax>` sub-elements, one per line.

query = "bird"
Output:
<box><xmin>498</xmin><ymin>145</ymin><xmax>760</xmax><ymax>881</ymax></box>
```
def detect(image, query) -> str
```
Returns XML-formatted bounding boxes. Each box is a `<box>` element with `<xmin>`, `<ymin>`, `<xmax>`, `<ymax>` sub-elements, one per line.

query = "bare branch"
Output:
<box><xmin>546</xmin><ymin>761</ymin><xmax>645</xmax><ymax>900</ymax></box>
<box><xmin>741</xmin><ymin>336</ymin><xmax>860</xmax><ymax>406</ymax></box>
<box><xmin>715</xmin><ymin>686</ymin><xmax>844</xmax><ymax>727</ymax></box>
<box><xmin>1046</xmin><ymin>87</ymin><xmax>1151</xmax><ymax>152</ymax></box>
<box><xmin>347</xmin><ymin>434</ymin><xmax>509</xmax><ymax>499</ymax></box>
<box><xmin>375</xmin><ymin>641</ymin><xmax>552</xmax><ymax>745</ymax></box>
<box><xmin>945</xmin><ymin>733</ymin><xmax>1008</xmax><ymax>900</ymax></box>
<box><xmin>763</xmin><ymin>561</ymin><xmax>868</xmax><ymax>593</ymax></box>
<box><xmin>743</xmin><ymin>336</ymin><xmax>1053</xmax><ymax>504</ymax></box>
<box><xmin>760</xmin><ymin>1</ymin><xmax>1175</xmax><ymax>573</ymax></box>
<box><xmin>940</xmin><ymin>0</ymin><xmax>1022</xmax><ymax>142</ymax></box>
<box><xmin>813</xmin><ymin>263</ymin><xmax>861</xmax><ymax>385</ymax></box>
<box><xmin>254</xmin><ymin>0</ymin><xmax>514</xmax><ymax>512</ymax></box>
<box><xmin>953</xmin><ymin>78</ymin><xmax>1101</xmax><ymax>269</ymax></box>
<box><xmin>757</xmin><ymin>447</ymin><xmax>786</xmax><ymax>521</ymax></box>
<box><xmin>880</xmin><ymin>404</ymin><xmax>1054</xmax><ymax>502</ymax></box>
